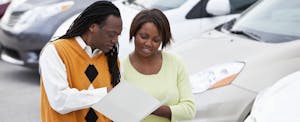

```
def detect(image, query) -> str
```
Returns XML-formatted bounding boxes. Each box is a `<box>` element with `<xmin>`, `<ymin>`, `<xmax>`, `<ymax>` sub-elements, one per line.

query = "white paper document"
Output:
<box><xmin>92</xmin><ymin>81</ymin><xmax>169</xmax><ymax>122</ymax></box>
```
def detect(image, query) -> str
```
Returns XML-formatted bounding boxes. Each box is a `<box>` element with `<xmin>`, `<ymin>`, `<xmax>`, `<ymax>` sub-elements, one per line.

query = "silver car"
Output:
<box><xmin>171</xmin><ymin>0</ymin><xmax>300</xmax><ymax>121</ymax></box>
<box><xmin>0</xmin><ymin>0</ymin><xmax>103</xmax><ymax>68</ymax></box>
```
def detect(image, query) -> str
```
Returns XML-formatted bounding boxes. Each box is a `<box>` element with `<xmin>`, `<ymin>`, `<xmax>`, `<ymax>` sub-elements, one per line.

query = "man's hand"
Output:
<box><xmin>107</xmin><ymin>87</ymin><xmax>112</xmax><ymax>93</ymax></box>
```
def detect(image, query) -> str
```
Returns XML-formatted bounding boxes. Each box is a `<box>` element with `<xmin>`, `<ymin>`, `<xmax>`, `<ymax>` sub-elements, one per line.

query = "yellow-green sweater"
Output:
<box><xmin>122</xmin><ymin>52</ymin><xmax>196</xmax><ymax>122</ymax></box>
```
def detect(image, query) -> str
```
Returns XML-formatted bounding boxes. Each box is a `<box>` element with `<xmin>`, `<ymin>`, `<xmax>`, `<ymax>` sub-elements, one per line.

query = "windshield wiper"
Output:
<box><xmin>124</xmin><ymin>0</ymin><xmax>146</xmax><ymax>9</ymax></box>
<box><xmin>132</xmin><ymin>1</ymin><xmax>146</xmax><ymax>9</ymax></box>
<box><xmin>230</xmin><ymin>30</ymin><xmax>262</xmax><ymax>41</ymax></box>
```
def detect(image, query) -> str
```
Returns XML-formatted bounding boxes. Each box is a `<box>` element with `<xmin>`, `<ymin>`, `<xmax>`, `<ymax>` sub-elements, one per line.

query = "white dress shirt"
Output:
<box><xmin>39</xmin><ymin>36</ymin><xmax>107</xmax><ymax>114</ymax></box>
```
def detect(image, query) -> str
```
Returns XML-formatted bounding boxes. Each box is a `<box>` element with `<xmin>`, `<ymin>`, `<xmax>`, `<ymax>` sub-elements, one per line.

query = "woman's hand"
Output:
<box><xmin>151</xmin><ymin>105</ymin><xmax>171</xmax><ymax>120</ymax></box>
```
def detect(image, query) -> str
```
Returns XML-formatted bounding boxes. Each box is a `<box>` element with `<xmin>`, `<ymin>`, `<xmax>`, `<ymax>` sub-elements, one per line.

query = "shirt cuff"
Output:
<box><xmin>93</xmin><ymin>87</ymin><xmax>108</xmax><ymax>102</ymax></box>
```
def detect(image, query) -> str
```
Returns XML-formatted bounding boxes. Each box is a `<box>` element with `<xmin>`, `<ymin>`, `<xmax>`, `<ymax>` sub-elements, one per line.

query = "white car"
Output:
<box><xmin>245</xmin><ymin>70</ymin><xmax>300</xmax><ymax>122</ymax></box>
<box><xmin>51</xmin><ymin>0</ymin><xmax>256</xmax><ymax>58</ymax></box>
<box><xmin>170</xmin><ymin>0</ymin><xmax>300</xmax><ymax>121</ymax></box>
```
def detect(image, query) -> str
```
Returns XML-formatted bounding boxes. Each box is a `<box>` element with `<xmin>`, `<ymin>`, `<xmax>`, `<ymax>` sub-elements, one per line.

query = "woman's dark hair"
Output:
<box><xmin>59</xmin><ymin>1</ymin><xmax>121</xmax><ymax>87</ymax></box>
<box><xmin>129</xmin><ymin>9</ymin><xmax>172</xmax><ymax>49</ymax></box>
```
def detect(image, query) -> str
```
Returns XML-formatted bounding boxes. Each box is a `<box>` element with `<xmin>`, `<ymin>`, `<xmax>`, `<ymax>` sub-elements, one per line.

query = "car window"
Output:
<box><xmin>126</xmin><ymin>0</ymin><xmax>187</xmax><ymax>10</ymax></box>
<box><xmin>0</xmin><ymin>0</ymin><xmax>10</xmax><ymax>4</ymax></box>
<box><xmin>229</xmin><ymin>0</ymin><xmax>257</xmax><ymax>14</ymax></box>
<box><xmin>186</xmin><ymin>0</ymin><xmax>212</xmax><ymax>19</ymax></box>
<box><xmin>186</xmin><ymin>0</ymin><xmax>256</xmax><ymax>19</ymax></box>
<box><xmin>231</xmin><ymin>0</ymin><xmax>300</xmax><ymax>43</ymax></box>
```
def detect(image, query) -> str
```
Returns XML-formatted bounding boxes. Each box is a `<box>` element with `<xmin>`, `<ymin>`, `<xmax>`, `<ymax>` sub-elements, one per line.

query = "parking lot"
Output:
<box><xmin>1</xmin><ymin>0</ymin><xmax>300</xmax><ymax>121</ymax></box>
<box><xmin>0</xmin><ymin>60</ymin><xmax>40</xmax><ymax>122</ymax></box>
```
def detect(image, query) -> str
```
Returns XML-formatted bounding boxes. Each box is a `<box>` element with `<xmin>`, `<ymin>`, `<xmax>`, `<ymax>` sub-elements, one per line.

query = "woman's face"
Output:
<box><xmin>134</xmin><ymin>22</ymin><xmax>162</xmax><ymax>58</ymax></box>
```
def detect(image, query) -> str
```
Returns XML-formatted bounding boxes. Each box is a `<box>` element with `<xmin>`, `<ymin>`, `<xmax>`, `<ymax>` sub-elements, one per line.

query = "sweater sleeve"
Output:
<box><xmin>169</xmin><ymin>56</ymin><xmax>196</xmax><ymax>121</ymax></box>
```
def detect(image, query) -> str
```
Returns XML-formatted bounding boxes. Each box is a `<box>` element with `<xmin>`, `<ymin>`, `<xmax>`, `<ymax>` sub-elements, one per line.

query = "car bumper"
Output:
<box><xmin>180</xmin><ymin>85</ymin><xmax>256</xmax><ymax>122</ymax></box>
<box><xmin>0</xmin><ymin>28</ymin><xmax>48</xmax><ymax>68</ymax></box>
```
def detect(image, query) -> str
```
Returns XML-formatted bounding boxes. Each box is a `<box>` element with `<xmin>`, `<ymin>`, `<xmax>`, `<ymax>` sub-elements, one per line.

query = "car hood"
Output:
<box><xmin>114</xmin><ymin>0</ymin><xmax>140</xmax><ymax>26</ymax></box>
<box><xmin>245</xmin><ymin>70</ymin><xmax>300</xmax><ymax>122</ymax></box>
<box><xmin>170</xmin><ymin>30</ymin><xmax>300</xmax><ymax>92</ymax></box>
<box><xmin>113</xmin><ymin>0</ymin><xmax>140</xmax><ymax>58</ymax></box>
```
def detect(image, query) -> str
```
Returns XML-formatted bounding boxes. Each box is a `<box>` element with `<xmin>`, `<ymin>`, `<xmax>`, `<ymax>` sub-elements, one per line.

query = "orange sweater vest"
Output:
<box><xmin>41</xmin><ymin>38</ymin><xmax>112</xmax><ymax>122</ymax></box>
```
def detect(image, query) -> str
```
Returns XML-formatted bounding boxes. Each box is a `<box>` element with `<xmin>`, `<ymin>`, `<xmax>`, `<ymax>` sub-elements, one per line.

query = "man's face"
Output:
<box><xmin>90</xmin><ymin>15</ymin><xmax>122</xmax><ymax>52</ymax></box>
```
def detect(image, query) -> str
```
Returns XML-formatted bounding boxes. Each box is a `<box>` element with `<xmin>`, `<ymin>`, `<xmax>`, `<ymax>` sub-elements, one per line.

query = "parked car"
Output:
<box><xmin>170</xmin><ymin>0</ymin><xmax>300</xmax><ymax>121</ymax></box>
<box><xmin>0</xmin><ymin>0</ymin><xmax>256</xmax><ymax>68</ymax></box>
<box><xmin>0</xmin><ymin>0</ymin><xmax>105</xmax><ymax>68</ymax></box>
<box><xmin>245</xmin><ymin>70</ymin><xmax>300</xmax><ymax>122</ymax></box>
<box><xmin>0</xmin><ymin>0</ymin><xmax>10</xmax><ymax>18</ymax></box>
<box><xmin>52</xmin><ymin>0</ymin><xmax>256</xmax><ymax>60</ymax></box>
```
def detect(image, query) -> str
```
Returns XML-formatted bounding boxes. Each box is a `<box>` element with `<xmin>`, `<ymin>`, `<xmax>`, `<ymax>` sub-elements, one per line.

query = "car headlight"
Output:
<box><xmin>190</xmin><ymin>62</ymin><xmax>245</xmax><ymax>94</ymax></box>
<box><xmin>1</xmin><ymin>1</ymin><xmax>74</xmax><ymax>33</ymax></box>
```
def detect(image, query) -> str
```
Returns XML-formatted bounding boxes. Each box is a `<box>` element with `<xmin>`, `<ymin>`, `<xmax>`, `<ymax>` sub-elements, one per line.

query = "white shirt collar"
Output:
<box><xmin>75</xmin><ymin>36</ymin><xmax>102</xmax><ymax>57</ymax></box>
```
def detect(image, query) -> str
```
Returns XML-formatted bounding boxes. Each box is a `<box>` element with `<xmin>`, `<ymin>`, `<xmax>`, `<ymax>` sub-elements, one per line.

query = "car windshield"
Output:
<box><xmin>230</xmin><ymin>0</ymin><xmax>300</xmax><ymax>43</ymax></box>
<box><xmin>0</xmin><ymin>0</ymin><xmax>9</xmax><ymax>4</ymax></box>
<box><xmin>124</xmin><ymin>0</ymin><xmax>186</xmax><ymax>10</ymax></box>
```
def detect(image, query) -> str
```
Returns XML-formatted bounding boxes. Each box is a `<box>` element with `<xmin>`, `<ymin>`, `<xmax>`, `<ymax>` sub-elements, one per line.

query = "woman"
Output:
<box><xmin>122</xmin><ymin>9</ymin><xmax>196</xmax><ymax>122</ymax></box>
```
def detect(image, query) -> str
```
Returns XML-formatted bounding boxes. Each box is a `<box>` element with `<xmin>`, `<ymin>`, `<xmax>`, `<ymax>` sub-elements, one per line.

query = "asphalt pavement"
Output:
<box><xmin>0</xmin><ymin>60</ymin><xmax>40</xmax><ymax>122</ymax></box>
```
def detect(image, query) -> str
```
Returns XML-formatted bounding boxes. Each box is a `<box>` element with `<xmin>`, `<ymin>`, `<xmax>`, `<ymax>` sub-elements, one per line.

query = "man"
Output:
<box><xmin>39</xmin><ymin>1</ymin><xmax>122</xmax><ymax>122</ymax></box>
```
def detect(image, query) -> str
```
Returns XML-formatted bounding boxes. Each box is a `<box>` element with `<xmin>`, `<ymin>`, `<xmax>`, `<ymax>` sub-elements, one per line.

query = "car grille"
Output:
<box><xmin>6</xmin><ymin>11</ymin><xmax>24</xmax><ymax>27</ymax></box>
<box><xmin>2</xmin><ymin>46</ymin><xmax>21</xmax><ymax>60</ymax></box>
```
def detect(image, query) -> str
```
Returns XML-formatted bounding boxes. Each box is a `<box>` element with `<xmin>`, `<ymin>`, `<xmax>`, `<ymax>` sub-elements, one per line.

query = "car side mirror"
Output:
<box><xmin>186</xmin><ymin>0</ymin><xmax>254</xmax><ymax>19</ymax></box>
<box><xmin>206</xmin><ymin>0</ymin><xmax>230</xmax><ymax>16</ymax></box>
